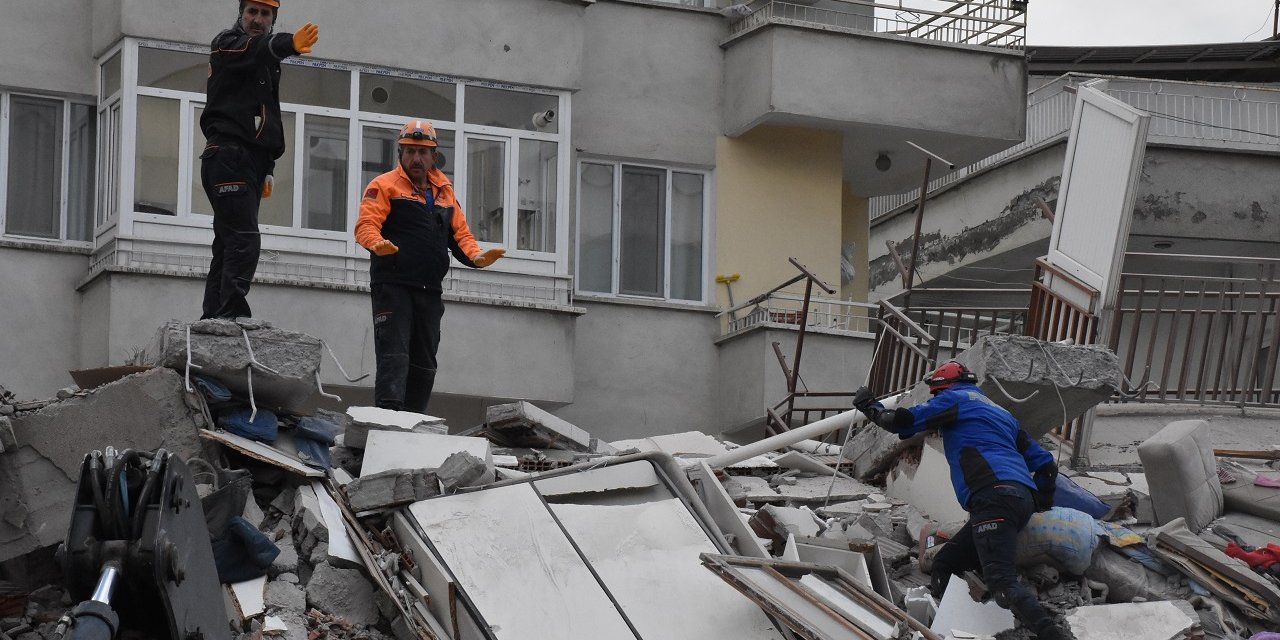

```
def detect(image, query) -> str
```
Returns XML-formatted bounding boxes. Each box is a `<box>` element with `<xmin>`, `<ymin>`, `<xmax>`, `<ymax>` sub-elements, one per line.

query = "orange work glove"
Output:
<box><xmin>260</xmin><ymin>175</ymin><xmax>274</xmax><ymax>198</ymax></box>
<box><xmin>472</xmin><ymin>248</ymin><xmax>506</xmax><ymax>268</ymax></box>
<box><xmin>292</xmin><ymin>23</ymin><xmax>319</xmax><ymax>55</ymax></box>
<box><xmin>371</xmin><ymin>239</ymin><xmax>399</xmax><ymax>256</ymax></box>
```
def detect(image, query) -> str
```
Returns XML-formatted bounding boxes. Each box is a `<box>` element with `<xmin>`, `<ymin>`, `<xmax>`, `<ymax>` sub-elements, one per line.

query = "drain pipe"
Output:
<box><xmin>706</xmin><ymin>392</ymin><xmax>907</xmax><ymax>469</ymax></box>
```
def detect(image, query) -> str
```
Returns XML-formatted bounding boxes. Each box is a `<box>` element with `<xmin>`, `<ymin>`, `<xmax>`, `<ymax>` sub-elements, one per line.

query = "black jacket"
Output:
<box><xmin>200</xmin><ymin>22</ymin><xmax>298</xmax><ymax>173</ymax></box>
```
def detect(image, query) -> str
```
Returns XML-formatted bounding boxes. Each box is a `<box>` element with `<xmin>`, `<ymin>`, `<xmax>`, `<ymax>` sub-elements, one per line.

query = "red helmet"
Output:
<box><xmin>925</xmin><ymin>361</ymin><xmax>977</xmax><ymax>394</ymax></box>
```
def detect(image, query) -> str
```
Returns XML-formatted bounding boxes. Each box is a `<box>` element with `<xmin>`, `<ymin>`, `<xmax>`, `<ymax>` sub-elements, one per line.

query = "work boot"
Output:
<box><xmin>1033</xmin><ymin>619</ymin><xmax>1076</xmax><ymax>640</ymax></box>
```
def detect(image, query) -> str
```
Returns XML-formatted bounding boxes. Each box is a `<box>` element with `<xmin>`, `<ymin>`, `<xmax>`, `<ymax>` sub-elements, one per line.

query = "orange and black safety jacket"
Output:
<box><xmin>200</xmin><ymin>22</ymin><xmax>301</xmax><ymax>171</ymax></box>
<box><xmin>355</xmin><ymin>165</ymin><xmax>481</xmax><ymax>292</ymax></box>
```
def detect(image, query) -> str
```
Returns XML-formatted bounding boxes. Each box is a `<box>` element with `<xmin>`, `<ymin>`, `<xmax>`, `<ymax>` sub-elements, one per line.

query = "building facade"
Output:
<box><xmin>0</xmin><ymin>0</ymin><xmax>1026</xmax><ymax>440</ymax></box>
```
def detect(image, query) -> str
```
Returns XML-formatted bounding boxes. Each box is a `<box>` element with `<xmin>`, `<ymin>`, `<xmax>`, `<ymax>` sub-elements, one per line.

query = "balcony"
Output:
<box><xmin>722</xmin><ymin>0</ymin><xmax>1028</xmax><ymax>195</ymax></box>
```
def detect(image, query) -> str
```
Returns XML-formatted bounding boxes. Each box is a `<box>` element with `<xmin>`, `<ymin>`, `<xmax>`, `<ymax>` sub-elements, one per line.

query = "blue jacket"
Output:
<box><xmin>878</xmin><ymin>383</ymin><xmax>1053</xmax><ymax>509</ymax></box>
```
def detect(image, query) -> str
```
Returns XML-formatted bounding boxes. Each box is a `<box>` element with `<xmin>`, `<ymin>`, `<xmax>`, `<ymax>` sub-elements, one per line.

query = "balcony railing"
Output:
<box><xmin>722</xmin><ymin>292</ymin><xmax>878</xmax><ymax>336</ymax></box>
<box><xmin>730</xmin><ymin>0</ymin><xmax>1027</xmax><ymax>49</ymax></box>
<box><xmin>871</xmin><ymin>74</ymin><xmax>1280</xmax><ymax>219</ymax></box>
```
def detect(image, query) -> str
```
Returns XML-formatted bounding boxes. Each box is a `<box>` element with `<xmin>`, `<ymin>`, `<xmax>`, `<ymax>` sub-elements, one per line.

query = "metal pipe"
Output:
<box><xmin>91</xmin><ymin>563</ymin><xmax>121</xmax><ymax>604</ymax></box>
<box><xmin>706</xmin><ymin>393</ymin><xmax>905</xmax><ymax>469</ymax></box>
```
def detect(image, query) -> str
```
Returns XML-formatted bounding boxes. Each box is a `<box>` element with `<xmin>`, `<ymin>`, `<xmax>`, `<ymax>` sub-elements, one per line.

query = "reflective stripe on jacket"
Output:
<box><xmin>355</xmin><ymin>165</ymin><xmax>481</xmax><ymax>291</ymax></box>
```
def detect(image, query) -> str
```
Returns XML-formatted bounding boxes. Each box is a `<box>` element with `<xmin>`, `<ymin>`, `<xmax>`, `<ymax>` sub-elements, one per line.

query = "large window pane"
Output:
<box><xmin>302</xmin><ymin>116</ymin><xmax>348</xmax><ymax>231</ymax></box>
<box><xmin>138</xmin><ymin>48</ymin><xmax>207</xmax><ymax>93</ymax></box>
<box><xmin>280</xmin><ymin>65</ymin><xmax>350</xmax><ymax>109</ymax></box>
<box><xmin>517</xmin><ymin>140</ymin><xmax>556</xmax><ymax>252</ymax></box>
<box><xmin>101</xmin><ymin>51</ymin><xmax>121</xmax><ymax>101</ymax></box>
<box><xmin>464</xmin><ymin>86</ymin><xmax>558</xmax><ymax>133</ymax></box>
<box><xmin>619</xmin><ymin>166</ymin><xmax>665</xmax><ymax>297</ymax></box>
<box><xmin>578</xmin><ymin>163</ymin><xmax>614</xmax><ymax>294</ymax></box>
<box><xmin>466</xmin><ymin>138</ymin><xmax>505</xmax><ymax>243</ymax></box>
<box><xmin>134</xmin><ymin>96</ymin><xmax>179</xmax><ymax>215</ymax></box>
<box><xmin>6</xmin><ymin>96</ymin><xmax>62</xmax><ymax>238</ymax></box>
<box><xmin>67</xmin><ymin>104</ymin><xmax>97</xmax><ymax>241</ymax></box>
<box><xmin>99</xmin><ymin>104</ymin><xmax>121</xmax><ymax>226</ymax></box>
<box><xmin>670</xmin><ymin>172</ymin><xmax>704</xmax><ymax>301</ymax></box>
<box><xmin>360</xmin><ymin>76</ymin><xmax>454</xmax><ymax>121</ymax></box>
<box><xmin>362</xmin><ymin>125</ymin><xmax>455</xmax><ymax>187</ymax></box>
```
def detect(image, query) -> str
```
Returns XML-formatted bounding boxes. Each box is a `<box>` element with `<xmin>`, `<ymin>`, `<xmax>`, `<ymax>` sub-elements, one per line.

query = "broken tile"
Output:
<box><xmin>228</xmin><ymin>576</ymin><xmax>267</xmax><ymax>621</ymax></box>
<box><xmin>200</xmin><ymin>430</ymin><xmax>324</xmax><ymax>478</ymax></box>
<box><xmin>361</xmin><ymin>431</ymin><xmax>493</xmax><ymax>478</ymax></box>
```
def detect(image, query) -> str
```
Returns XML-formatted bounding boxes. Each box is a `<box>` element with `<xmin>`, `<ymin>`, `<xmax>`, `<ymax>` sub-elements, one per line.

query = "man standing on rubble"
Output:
<box><xmin>355</xmin><ymin>120</ymin><xmax>506</xmax><ymax>413</ymax></box>
<box><xmin>853</xmin><ymin>362</ymin><xmax>1073</xmax><ymax>640</ymax></box>
<box><xmin>199</xmin><ymin>0</ymin><xmax>319</xmax><ymax>320</ymax></box>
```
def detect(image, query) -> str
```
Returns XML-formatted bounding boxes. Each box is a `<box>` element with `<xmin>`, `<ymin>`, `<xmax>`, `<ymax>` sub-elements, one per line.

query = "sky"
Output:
<box><xmin>1025</xmin><ymin>0</ymin><xmax>1278</xmax><ymax>47</ymax></box>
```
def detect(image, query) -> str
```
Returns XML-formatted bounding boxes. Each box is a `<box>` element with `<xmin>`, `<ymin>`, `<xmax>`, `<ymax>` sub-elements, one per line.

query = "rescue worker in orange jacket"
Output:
<box><xmin>354</xmin><ymin>120</ymin><xmax>505</xmax><ymax>413</ymax></box>
<box><xmin>199</xmin><ymin>0</ymin><xmax>318</xmax><ymax>319</ymax></box>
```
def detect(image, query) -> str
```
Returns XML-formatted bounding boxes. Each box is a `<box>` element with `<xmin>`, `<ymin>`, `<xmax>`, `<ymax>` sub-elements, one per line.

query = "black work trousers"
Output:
<box><xmin>371</xmin><ymin>283</ymin><xmax>444</xmax><ymax>413</ymax></box>
<box><xmin>931</xmin><ymin>483</ymin><xmax>1055</xmax><ymax>634</ymax></box>
<box><xmin>200</xmin><ymin>143</ymin><xmax>268</xmax><ymax>320</ymax></box>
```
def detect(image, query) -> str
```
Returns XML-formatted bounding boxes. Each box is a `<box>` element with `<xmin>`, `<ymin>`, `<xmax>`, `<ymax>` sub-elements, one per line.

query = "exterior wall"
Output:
<box><xmin>1</xmin><ymin>0</ymin><xmax>95</xmax><ymax>95</ymax></box>
<box><xmin>0</xmin><ymin>245</ymin><xmax>88</xmax><ymax>399</ymax></box>
<box><xmin>714</xmin><ymin>125</ymin><xmax>844</xmax><ymax>309</ymax></box>
<box><xmin>841</xmin><ymin>182</ymin><xmax>869</xmax><ymax>302</ymax></box>
<box><xmin>554</xmin><ymin>300</ymin><xmax>721</xmax><ymax>442</ymax></box>
<box><xmin>576</xmin><ymin>3</ymin><xmax>724</xmax><ymax>165</ymax></box>
<box><xmin>1131</xmin><ymin>147</ymin><xmax>1280</xmax><ymax>246</ymax></box>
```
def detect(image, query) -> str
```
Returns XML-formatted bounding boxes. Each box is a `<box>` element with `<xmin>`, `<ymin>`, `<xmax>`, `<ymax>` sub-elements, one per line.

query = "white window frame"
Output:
<box><xmin>0</xmin><ymin>90</ymin><xmax>97</xmax><ymax>246</ymax></box>
<box><xmin>574</xmin><ymin>159</ymin><xmax>712</xmax><ymax>304</ymax></box>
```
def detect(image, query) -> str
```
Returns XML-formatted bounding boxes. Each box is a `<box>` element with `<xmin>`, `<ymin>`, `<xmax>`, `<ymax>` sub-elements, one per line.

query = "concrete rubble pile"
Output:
<box><xmin>2</xmin><ymin>324</ymin><xmax>1280</xmax><ymax>640</ymax></box>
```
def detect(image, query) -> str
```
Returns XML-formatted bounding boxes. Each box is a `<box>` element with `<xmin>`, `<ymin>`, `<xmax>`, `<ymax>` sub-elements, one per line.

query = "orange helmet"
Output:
<box><xmin>243</xmin><ymin>0</ymin><xmax>280</xmax><ymax>7</ymax></box>
<box><xmin>398</xmin><ymin>120</ymin><xmax>438</xmax><ymax>148</ymax></box>
<box><xmin>925</xmin><ymin>361</ymin><xmax>977</xmax><ymax>394</ymax></box>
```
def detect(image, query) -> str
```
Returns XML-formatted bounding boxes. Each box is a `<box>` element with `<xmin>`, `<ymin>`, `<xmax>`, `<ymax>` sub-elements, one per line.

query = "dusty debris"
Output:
<box><xmin>342</xmin><ymin>469</ymin><xmax>439</xmax><ymax>512</ymax></box>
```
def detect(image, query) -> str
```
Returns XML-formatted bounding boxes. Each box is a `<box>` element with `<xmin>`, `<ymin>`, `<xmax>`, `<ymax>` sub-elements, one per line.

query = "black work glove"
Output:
<box><xmin>852</xmin><ymin>385</ymin><xmax>882</xmax><ymax>421</ymax></box>
<box><xmin>1033</xmin><ymin>461</ymin><xmax>1058</xmax><ymax>512</ymax></box>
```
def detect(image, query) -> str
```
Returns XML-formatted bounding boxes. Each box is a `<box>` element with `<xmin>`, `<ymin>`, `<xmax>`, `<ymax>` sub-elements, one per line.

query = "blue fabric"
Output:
<box><xmin>295</xmin><ymin>416</ymin><xmax>339</xmax><ymax>445</ymax></box>
<box><xmin>881</xmin><ymin>383</ymin><xmax>1054</xmax><ymax>507</ymax></box>
<box><xmin>218</xmin><ymin>407</ymin><xmax>278</xmax><ymax>443</ymax></box>
<box><xmin>193</xmin><ymin>374</ymin><xmax>233</xmax><ymax>403</ymax></box>
<box><xmin>211</xmin><ymin>515</ymin><xmax>280</xmax><ymax>583</ymax></box>
<box><xmin>1052</xmin><ymin>473</ymin><xmax>1111</xmax><ymax>518</ymax></box>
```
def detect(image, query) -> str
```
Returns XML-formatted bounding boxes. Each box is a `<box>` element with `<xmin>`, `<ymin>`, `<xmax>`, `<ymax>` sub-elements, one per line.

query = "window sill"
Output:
<box><xmin>602</xmin><ymin>0</ymin><xmax>721</xmax><ymax>15</ymax></box>
<box><xmin>574</xmin><ymin>292</ymin><xmax>719</xmax><ymax>314</ymax></box>
<box><xmin>0</xmin><ymin>236</ymin><xmax>93</xmax><ymax>255</ymax></box>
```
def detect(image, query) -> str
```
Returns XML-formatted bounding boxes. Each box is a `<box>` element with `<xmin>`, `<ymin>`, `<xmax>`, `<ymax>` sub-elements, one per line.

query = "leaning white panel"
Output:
<box><xmin>407</xmin><ymin>482</ymin><xmax>635</xmax><ymax>640</ymax></box>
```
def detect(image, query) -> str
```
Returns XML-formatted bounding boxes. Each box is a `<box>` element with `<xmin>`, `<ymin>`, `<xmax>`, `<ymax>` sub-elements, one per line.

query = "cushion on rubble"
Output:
<box><xmin>1219</xmin><ymin>462</ymin><xmax>1280</xmax><ymax>522</ymax></box>
<box><xmin>1137</xmin><ymin>419</ymin><xmax>1222</xmax><ymax>533</ymax></box>
<box><xmin>218</xmin><ymin>407</ymin><xmax>279</xmax><ymax>443</ymax></box>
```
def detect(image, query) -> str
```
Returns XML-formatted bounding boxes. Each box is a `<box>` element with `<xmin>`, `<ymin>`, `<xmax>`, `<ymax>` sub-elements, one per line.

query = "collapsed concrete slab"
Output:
<box><xmin>360</xmin><ymin>431</ymin><xmax>493</xmax><ymax>478</ymax></box>
<box><xmin>0</xmin><ymin>368</ymin><xmax>211</xmax><ymax>562</ymax></box>
<box><xmin>342</xmin><ymin>406</ymin><xmax>444</xmax><ymax>450</ymax></box>
<box><xmin>953</xmin><ymin>334</ymin><xmax>1122</xmax><ymax>438</ymax></box>
<box><xmin>150</xmin><ymin>318</ymin><xmax>323</xmax><ymax>414</ymax></box>
<box><xmin>485</xmin><ymin>401</ymin><xmax>613</xmax><ymax>453</ymax></box>
<box><xmin>343</xmin><ymin>469</ymin><xmax>439</xmax><ymax>512</ymax></box>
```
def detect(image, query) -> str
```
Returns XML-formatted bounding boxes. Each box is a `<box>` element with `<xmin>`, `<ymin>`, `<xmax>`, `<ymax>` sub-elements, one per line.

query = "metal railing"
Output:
<box><xmin>722</xmin><ymin>292</ymin><xmax>878</xmax><ymax>336</ymax></box>
<box><xmin>1108</xmin><ymin>255</ymin><xmax>1280</xmax><ymax>408</ymax></box>
<box><xmin>871</xmin><ymin>75</ymin><xmax>1280</xmax><ymax>219</ymax></box>
<box><xmin>730</xmin><ymin>0</ymin><xmax>1026</xmax><ymax>49</ymax></box>
<box><xmin>869</xmin><ymin>300</ymin><xmax>939</xmax><ymax>397</ymax></box>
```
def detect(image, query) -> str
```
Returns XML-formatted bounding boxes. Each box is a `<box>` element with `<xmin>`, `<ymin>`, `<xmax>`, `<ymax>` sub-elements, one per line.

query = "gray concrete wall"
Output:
<box><xmin>1</xmin><ymin>0</ymin><xmax>95</xmax><ymax>95</ymax></box>
<box><xmin>0</xmin><ymin>245</ymin><xmax>88</xmax><ymax>399</ymax></box>
<box><xmin>553</xmin><ymin>300</ymin><xmax>721</xmax><ymax>442</ymax></box>
<box><xmin>98</xmin><ymin>0</ymin><xmax>586</xmax><ymax>90</ymax></box>
<box><xmin>1131</xmin><ymin>147</ymin><xmax>1280</xmax><ymax>247</ymax></box>
<box><xmin>575</xmin><ymin>2</ymin><xmax>724</xmax><ymax>164</ymax></box>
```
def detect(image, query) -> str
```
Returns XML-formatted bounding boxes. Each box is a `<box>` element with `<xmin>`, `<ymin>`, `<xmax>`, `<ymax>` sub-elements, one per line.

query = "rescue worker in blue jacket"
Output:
<box><xmin>199</xmin><ymin>0</ymin><xmax>318</xmax><ymax>319</ymax></box>
<box><xmin>853</xmin><ymin>362</ymin><xmax>1073</xmax><ymax>640</ymax></box>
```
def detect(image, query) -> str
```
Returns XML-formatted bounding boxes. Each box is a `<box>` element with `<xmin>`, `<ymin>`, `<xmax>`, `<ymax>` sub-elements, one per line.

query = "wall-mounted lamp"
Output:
<box><xmin>874</xmin><ymin>153</ymin><xmax>892</xmax><ymax>172</ymax></box>
<box><xmin>532</xmin><ymin>109</ymin><xmax>556</xmax><ymax>130</ymax></box>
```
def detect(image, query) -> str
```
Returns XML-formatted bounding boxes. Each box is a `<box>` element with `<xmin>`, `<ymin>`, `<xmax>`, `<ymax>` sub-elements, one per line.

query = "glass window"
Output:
<box><xmin>134</xmin><ymin>96</ymin><xmax>179</xmax><ymax>215</ymax></box>
<box><xmin>101</xmin><ymin>51</ymin><xmax>121</xmax><ymax>101</ymax></box>
<box><xmin>576</xmin><ymin>162</ymin><xmax>707</xmax><ymax>302</ymax></box>
<box><xmin>577</xmin><ymin>163</ymin><xmax>614</xmax><ymax>294</ymax></box>
<box><xmin>302</xmin><ymin>115</ymin><xmax>348</xmax><ymax>231</ymax></box>
<box><xmin>99</xmin><ymin>103</ymin><xmax>121</xmax><ymax>226</ymax></box>
<box><xmin>280</xmin><ymin>65</ymin><xmax>350</xmax><ymax>109</ymax></box>
<box><xmin>620</xmin><ymin>166</ymin><xmax>665</xmax><ymax>297</ymax></box>
<box><xmin>517</xmin><ymin>140</ymin><xmax>556</xmax><ymax>252</ymax></box>
<box><xmin>67</xmin><ymin>104</ymin><xmax>97</xmax><ymax>241</ymax></box>
<box><xmin>466</xmin><ymin>138</ymin><xmax>505</xmax><ymax>243</ymax></box>
<box><xmin>138</xmin><ymin>48</ymin><xmax>207</xmax><ymax>93</ymax></box>
<box><xmin>191</xmin><ymin>108</ymin><xmax>296</xmax><ymax>225</ymax></box>
<box><xmin>670</xmin><ymin>172</ymin><xmax>704</xmax><ymax>301</ymax></box>
<box><xmin>360</xmin><ymin>76</ymin><xmax>454</xmax><ymax>121</ymax></box>
<box><xmin>6</xmin><ymin>96</ymin><xmax>63</xmax><ymax>238</ymax></box>
<box><xmin>361</xmin><ymin>125</ymin><xmax>456</xmax><ymax>192</ymax></box>
<box><xmin>464</xmin><ymin>86</ymin><xmax>558</xmax><ymax>133</ymax></box>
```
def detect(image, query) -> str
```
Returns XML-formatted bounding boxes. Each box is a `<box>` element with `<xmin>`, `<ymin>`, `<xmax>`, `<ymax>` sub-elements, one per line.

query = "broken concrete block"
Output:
<box><xmin>305</xmin><ymin>562</ymin><xmax>380</xmax><ymax>627</ymax></box>
<box><xmin>344</xmin><ymin>469</ymin><xmax>440</xmax><ymax>512</ymax></box>
<box><xmin>0</xmin><ymin>417</ymin><xmax>14</xmax><ymax>453</ymax></box>
<box><xmin>771</xmin><ymin>475</ymin><xmax>877</xmax><ymax>504</ymax></box>
<box><xmin>748</xmin><ymin>505</ymin><xmax>821</xmax><ymax>551</ymax></box>
<box><xmin>361</xmin><ymin>431</ymin><xmax>493</xmax><ymax>478</ymax></box>
<box><xmin>1065</xmin><ymin>600</ymin><xmax>1197</xmax><ymax>640</ymax></box>
<box><xmin>1138</xmin><ymin>420</ymin><xmax>1222</xmax><ymax>532</ymax></box>
<box><xmin>270</xmin><ymin>486</ymin><xmax>297</xmax><ymax>517</ymax></box>
<box><xmin>150</xmin><ymin>319</ymin><xmax>323</xmax><ymax>414</ymax></box>
<box><xmin>437</xmin><ymin>451</ymin><xmax>490</xmax><ymax>493</ymax></box>
<box><xmin>242</xmin><ymin>495</ymin><xmax>265</xmax><ymax>529</ymax></box>
<box><xmin>841</xmin><ymin>422</ymin><xmax>926</xmax><ymax>481</ymax></box>
<box><xmin>343</xmin><ymin>406</ymin><xmax>445</xmax><ymax>449</ymax></box>
<box><xmin>953</xmin><ymin>334</ymin><xmax>1121</xmax><ymax>437</ymax></box>
<box><xmin>485</xmin><ymin>401</ymin><xmax>608</xmax><ymax>453</ymax></box>
<box><xmin>269</xmin><ymin>534</ymin><xmax>298</xmax><ymax>578</ymax></box>
<box><xmin>264</xmin><ymin>580</ymin><xmax>306</xmax><ymax>614</ymax></box>
<box><xmin>292</xmin><ymin>484</ymin><xmax>327</xmax><ymax>557</ymax></box>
